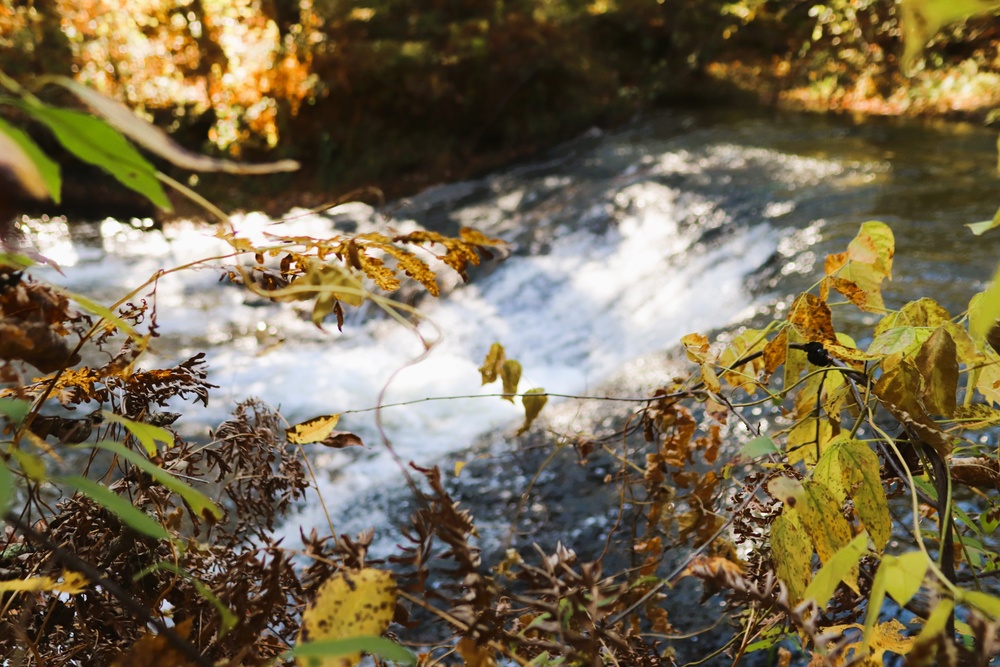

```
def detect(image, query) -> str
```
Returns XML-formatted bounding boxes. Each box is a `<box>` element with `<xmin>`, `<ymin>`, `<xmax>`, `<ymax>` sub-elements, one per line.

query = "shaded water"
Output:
<box><xmin>17</xmin><ymin>107</ymin><xmax>1000</xmax><ymax>659</ymax></box>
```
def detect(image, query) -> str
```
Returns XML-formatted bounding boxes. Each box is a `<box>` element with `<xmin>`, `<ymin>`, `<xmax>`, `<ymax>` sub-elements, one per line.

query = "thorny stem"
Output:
<box><xmin>3</xmin><ymin>511</ymin><xmax>213</xmax><ymax>667</ymax></box>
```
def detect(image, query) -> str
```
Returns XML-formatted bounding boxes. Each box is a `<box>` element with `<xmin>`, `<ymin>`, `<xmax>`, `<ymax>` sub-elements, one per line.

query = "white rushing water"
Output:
<box><xmin>19</xmin><ymin>123</ymin><xmax>875</xmax><ymax>536</ymax></box>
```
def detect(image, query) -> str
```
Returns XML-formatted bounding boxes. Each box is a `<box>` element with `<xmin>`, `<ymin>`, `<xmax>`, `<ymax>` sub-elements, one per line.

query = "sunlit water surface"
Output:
<box><xmin>19</xmin><ymin>108</ymin><xmax>1000</xmax><ymax>549</ymax></box>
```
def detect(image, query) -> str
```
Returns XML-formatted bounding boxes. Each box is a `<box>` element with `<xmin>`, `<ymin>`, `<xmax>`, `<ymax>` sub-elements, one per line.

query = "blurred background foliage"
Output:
<box><xmin>4</xmin><ymin>0</ymin><xmax>1000</xmax><ymax>213</ymax></box>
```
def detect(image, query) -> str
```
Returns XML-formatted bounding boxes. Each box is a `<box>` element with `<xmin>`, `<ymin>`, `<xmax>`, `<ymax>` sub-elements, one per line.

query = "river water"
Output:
<box><xmin>17</xmin><ymin>106</ymin><xmax>1000</xmax><ymax>654</ymax></box>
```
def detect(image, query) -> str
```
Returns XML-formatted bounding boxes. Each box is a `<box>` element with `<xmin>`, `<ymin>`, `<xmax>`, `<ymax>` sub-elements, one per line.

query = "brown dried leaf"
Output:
<box><xmin>111</xmin><ymin>619</ymin><xmax>198</xmax><ymax>667</ymax></box>
<box><xmin>321</xmin><ymin>431</ymin><xmax>365</xmax><ymax>449</ymax></box>
<box><xmin>787</xmin><ymin>293</ymin><xmax>837</xmax><ymax>343</ymax></box>
<box><xmin>915</xmin><ymin>326</ymin><xmax>958</xmax><ymax>417</ymax></box>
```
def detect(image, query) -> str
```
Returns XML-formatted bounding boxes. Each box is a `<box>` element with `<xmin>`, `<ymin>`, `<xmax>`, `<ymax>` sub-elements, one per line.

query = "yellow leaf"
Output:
<box><xmin>768</xmin><ymin>475</ymin><xmax>806</xmax><ymax>510</ymax></box>
<box><xmin>783</xmin><ymin>326</ymin><xmax>809</xmax><ymax>393</ymax></box>
<box><xmin>814</xmin><ymin>437</ymin><xmax>891</xmax><ymax>553</ymax></box>
<box><xmin>974</xmin><ymin>352</ymin><xmax>1000</xmax><ymax>406</ymax></box>
<box><xmin>718</xmin><ymin>328</ymin><xmax>767</xmax><ymax>392</ymax></box>
<box><xmin>848</xmin><ymin>221</ymin><xmax>893</xmax><ymax>275</ymax></box>
<box><xmin>970</xmin><ymin>266</ymin><xmax>1000</xmax><ymax>346</ymax></box>
<box><xmin>952</xmin><ymin>403</ymin><xmax>1000</xmax><ymax>429</ymax></box>
<box><xmin>287</xmin><ymin>414</ymin><xmax>342</xmax><ymax>445</ymax></box>
<box><xmin>771</xmin><ymin>514</ymin><xmax>811</xmax><ymax>603</ymax></box>
<box><xmin>831</xmin><ymin>263</ymin><xmax>887</xmax><ymax>312</ymax></box>
<box><xmin>454</xmin><ymin>460</ymin><xmax>468</xmax><ymax>476</ymax></box>
<box><xmin>824</xmin><ymin>222</ymin><xmax>894</xmax><ymax>313</ymax></box>
<box><xmin>500</xmin><ymin>359</ymin><xmax>521</xmax><ymax>402</ymax></box>
<box><xmin>517</xmin><ymin>388</ymin><xmax>548</xmax><ymax>435</ymax></box>
<box><xmin>681</xmin><ymin>332</ymin><xmax>711</xmax><ymax>363</ymax></box>
<box><xmin>823</xmin><ymin>619</ymin><xmax>914</xmax><ymax>664</ymax></box>
<box><xmin>478</xmin><ymin>343</ymin><xmax>505</xmax><ymax>385</ymax></box>
<box><xmin>297</xmin><ymin>568</ymin><xmax>397</xmax><ymax>667</ymax></box>
<box><xmin>0</xmin><ymin>570</ymin><xmax>88</xmax><ymax>594</ymax></box>
<box><xmin>804</xmin><ymin>534</ymin><xmax>867</xmax><ymax>606</ymax></box>
<box><xmin>786</xmin><ymin>417</ymin><xmax>832</xmax><ymax>468</ymax></box>
<box><xmin>800</xmin><ymin>480</ymin><xmax>853</xmax><ymax>564</ymax></box>
<box><xmin>457</xmin><ymin>637</ymin><xmax>497</xmax><ymax>667</ymax></box>
<box><xmin>762</xmin><ymin>328</ymin><xmax>788</xmax><ymax>378</ymax></box>
<box><xmin>874</xmin><ymin>297</ymin><xmax>951</xmax><ymax>337</ymax></box>
<box><xmin>701</xmin><ymin>362</ymin><xmax>721</xmax><ymax>394</ymax></box>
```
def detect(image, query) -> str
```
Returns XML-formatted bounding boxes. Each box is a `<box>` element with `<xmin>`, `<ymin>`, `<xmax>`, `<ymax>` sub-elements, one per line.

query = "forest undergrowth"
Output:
<box><xmin>8</xmin><ymin>2</ymin><xmax>1000</xmax><ymax>666</ymax></box>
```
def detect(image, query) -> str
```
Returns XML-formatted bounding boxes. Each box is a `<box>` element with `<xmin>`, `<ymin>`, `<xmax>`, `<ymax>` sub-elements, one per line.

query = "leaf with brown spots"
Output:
<box><xmin>787</xmin><ymin>293</ymin><xmax>837</xmax><ymax>343</ymax></box>
<box><xmin>296</xmin><ymin>568</ymin><xmax>397</xmax><ymax>667</ymax></box>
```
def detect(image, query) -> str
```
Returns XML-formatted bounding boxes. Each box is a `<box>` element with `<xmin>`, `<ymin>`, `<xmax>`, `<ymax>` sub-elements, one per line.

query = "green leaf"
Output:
<box><xmin>9</xmin><ymin>448</ymin><xmax>45</xmax><ymax>481</ymax></box>
<box><xmin>0</xmin><ymin>116</ymin><xmax>60</xmax><ymax>202</ymax></box>
<box><xmin>906</xmin><ymin>598</ymin><xmax>955</xmax><ymax>658</ymax></box>
<box><xmin>101</xmin><ymin>412</ymin><xmax>173</xmax><ymax>456</ymax></box>
<box><xmin>289</xmin><ymin>637</ymin><xmax>416</xmax><ymax>665</ymax></box>
<box><xmin>803</xmin><ymin>533</ymin><xmax>867</xmax><ymax>609</ymax></box>
<box><xmin>982</xmin><ymin>509</ymin><xmax>1000</xmax><ymax>535</ymax></box>
<box><xmin>49</xmin><ymin>77</ymin><xmax>299</xmax><ymax>174</ymax></box>
<box><xmin>19</xmin><ymin>101</ymin><xmax>171</xmax><ymax>211</ymax></box>
<box><xmin>59</xmin><ymin>475</ymin><xmax>170</xmax><ymax>540</ymax></box>
<box><xmin>867</xmin><ymin>326</ymin><xmax>932</xmax><ymax>357</ymax></box>
<box><xmin>880</xmin><ymin>551</ymin><xmax>928</xmax><ymax>607</ymax></box>
<box><xmin>740</xmin><ymin>435</ymin><xmax>780</xmax><ymax>458</ymax></box>
<box><xmin>0</xmin><ymin>461</ymin><xmax>14</xmax><ymax>516</ymax></box>
<box><xmin>962</xmin><ymin>590</ymin><xmax>1000</xmax><ymax>619</ymax></box>
<box><xmin>81</xmin><ymin>440</ymin><xmax>222</xmax><ymax>521</ymax></box>
<box><xmin>517</xmin><ymin>389</ymin><xmax>548</xmax><ymax>435</ymax></box>
<box><xmin>860</xmin><ymin>556</ymin><xmax>891</xmax><ymax>655</ymax></box>
<box><xmin>133</xmin><ymin>562</ymin><xmax>238</xmax><ymax>636</ymax></box>
<box><xmin>500</xmin><ymin>359</ymin><xmax>521</xmax><ymax>403</ymax></box>
<box><xmin>62</xmin><ymin>290</ymin><xmax>140</xmax><ymax>340</ymax></box>
<box><xmin>0</xmin><ymin>398</ymin><xmax>32</xmax><ymax>426</ymax></box>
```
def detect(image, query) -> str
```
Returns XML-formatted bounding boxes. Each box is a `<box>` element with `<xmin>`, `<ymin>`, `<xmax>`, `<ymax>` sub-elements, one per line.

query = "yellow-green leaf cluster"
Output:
<box><xmin>478</xmin><ymin>343</ymin><xmax>547</xmax><ymax>433</ymax></box>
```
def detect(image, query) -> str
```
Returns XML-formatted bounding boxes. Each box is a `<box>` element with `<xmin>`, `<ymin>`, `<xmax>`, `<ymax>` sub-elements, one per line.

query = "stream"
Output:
<box><xmin>17</xmin><ymin>106</ymin><xmax>1000</xmax><ymax>659</ymax></box>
